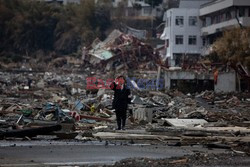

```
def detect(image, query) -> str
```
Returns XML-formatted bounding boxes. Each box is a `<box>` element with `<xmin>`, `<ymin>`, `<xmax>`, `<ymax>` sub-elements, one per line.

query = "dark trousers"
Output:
<box><xmin>115</xmin><ymin>109</ymin><xmax>126</xmax><ymax>129</ymax></box>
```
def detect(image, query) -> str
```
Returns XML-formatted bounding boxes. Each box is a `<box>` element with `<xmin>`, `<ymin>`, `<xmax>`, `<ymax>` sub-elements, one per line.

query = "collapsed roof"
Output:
<box><xmin>83</xmin><ymin>30</ymin><xmax>160</xmax><ymax>71</ymax></box>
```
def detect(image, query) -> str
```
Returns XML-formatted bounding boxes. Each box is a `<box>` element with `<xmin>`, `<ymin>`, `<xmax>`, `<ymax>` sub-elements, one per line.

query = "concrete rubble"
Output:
<box><xmin>0</xmin><ymin>31</ymin><xmax>250</xmax><ymax>165</ymax></box>
<box><xmin>0</xmin><ymin>68</ymin><xmax>249</xmax><ymax>154</ymax></box>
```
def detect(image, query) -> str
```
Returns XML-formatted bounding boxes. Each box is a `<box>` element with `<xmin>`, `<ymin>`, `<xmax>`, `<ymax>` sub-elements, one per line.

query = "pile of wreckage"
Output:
<box><xmin>0</xmin><ymin>70</ymin><xmax>250</xmax><ymax>154</ymax></box>
<box><xmin>82</xmin><ymin>30</ymin><xmax>161</xmax><ymax>72</ymax></box>
<box><xmin>0</xmin><ymin>71</ymin><xmax>115</xmax><ymax>139</ymax></box>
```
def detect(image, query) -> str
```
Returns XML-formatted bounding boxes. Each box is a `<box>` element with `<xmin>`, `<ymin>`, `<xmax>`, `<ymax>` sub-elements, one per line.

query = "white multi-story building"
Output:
<box><xmin>161</xmin><ymin>0</ymin><xmax>250</xmax><ymax>66</ymax></box>
<box><xmin>161</xmin><ymin>0</ymin><xmax>211</xmax><ymax>66</ymax></box>
<box><xmin>200</xmin><ymin>0</ymin><xmax>250</xmax><ymax>55</ymax></box>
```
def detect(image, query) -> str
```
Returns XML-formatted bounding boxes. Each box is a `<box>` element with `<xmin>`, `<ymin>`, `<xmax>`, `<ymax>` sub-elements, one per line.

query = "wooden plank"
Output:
<box><xmin>94</xmin><ymin>132</ymin><xmax>180</xmax><ymax>140</ymax></box>
<box><xmin>80</xmin><ymin>115</ymin><xmax>112</xmax><ymax>122</ymax></box>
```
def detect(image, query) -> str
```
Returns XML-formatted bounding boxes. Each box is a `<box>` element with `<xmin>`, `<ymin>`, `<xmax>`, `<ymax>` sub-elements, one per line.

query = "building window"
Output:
<box><xmin>176</xmin><ymin>35</ymin><xmax>183</xmax><ymax>45</ymax></box>
<box><xmin>175</xmin><ymin>16</ymin><xmax>184</xmax><ymax>26</ymax></box>
<box><xmin>202</xmin><ymin>38</ymin><xmax>206</xmax><ymax>46</ymax></box>
<box><xmin>202</xmin><ymin>19</ymin><xmax>206</xmax><ymax>27</ymax></box>
<box><xmin>189</xmin><ymin>16</ymin><xmax>197</xmax><ymax>26</ymax></box>
<box><xmin>211</xmin><ymin>16</ymin><xmax>215</xmax><ymax>24</ymax></box>
<box><xmin>220</xmin><ymin>13</ymin><xmax>225</xmax><ymax>22</ymax></box>
<box><xmin>144</xmin><ymin>8</ymin><xmax>152</xmax><ymax>15</ymax></box>
<box><xmin>188</xmin><ymin>35</ymin><xmax>197</xmax><ymax>45</ymax></box>
<box><xmin>206</xmin><ymin>17</ymin><xmax>211</xmax><ymax>26</ymax></box>
<box><xmin>215</xmin><ymin>15</ymin><xmax>220</xmax><ymax>24</ymax></box>
<box><xmin>226</xmin><ymin>11</ymin><xmax>232</xmax><ymax>20</ymax></box>
<box><xmin>232</xmin><ymin>10</ymin><xmax>236</xmax><ymax>18</ymax></box>
<box><xmin>166</xmin><ymin>39</ymin><xmax>169</xmax><ymax>48</ymax></box>
<box><xmin>239</xmin><ymin>8</ymin><xmax>245</xmax><ymax>17</ymax></box>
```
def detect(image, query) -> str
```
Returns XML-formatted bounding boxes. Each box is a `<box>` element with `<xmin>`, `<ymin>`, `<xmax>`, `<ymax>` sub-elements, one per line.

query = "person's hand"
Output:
<box><xmin>115</xmin><ymin>77</ymin><xmax>119</xmax><ymax>84</ymax></box>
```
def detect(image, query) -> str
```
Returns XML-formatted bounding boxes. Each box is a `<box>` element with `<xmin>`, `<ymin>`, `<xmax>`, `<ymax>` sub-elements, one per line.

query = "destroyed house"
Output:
<box><xmin>84</xmin><ymin>30</ymin><xmax>160</xmax><ymax>71</ymax></box>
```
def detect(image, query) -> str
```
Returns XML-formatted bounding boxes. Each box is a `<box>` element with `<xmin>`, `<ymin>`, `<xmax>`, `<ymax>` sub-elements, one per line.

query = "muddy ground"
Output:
<box><xmin>108</xmin><ymin>153</ymin><xmax>250</xmax><ymax>167</ymax></box>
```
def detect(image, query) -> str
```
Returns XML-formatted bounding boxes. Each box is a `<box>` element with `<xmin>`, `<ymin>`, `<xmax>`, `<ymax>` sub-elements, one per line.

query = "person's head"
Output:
<box><xmin>116</xmin><ymin>75</ymin><xmax>125</xmax><ymax>85</ymax></box>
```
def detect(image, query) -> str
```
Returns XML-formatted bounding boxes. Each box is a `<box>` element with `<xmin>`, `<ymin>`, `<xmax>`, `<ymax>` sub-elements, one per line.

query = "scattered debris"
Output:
<box><xmin>83</xmin><ymin>30</ymin><xmax>161</xmax><ymax>72</ymax></box>
<box><xmin>0</xmin><ymin>27</ymin><xmax>249</xmax><ymax>166</ymax></box>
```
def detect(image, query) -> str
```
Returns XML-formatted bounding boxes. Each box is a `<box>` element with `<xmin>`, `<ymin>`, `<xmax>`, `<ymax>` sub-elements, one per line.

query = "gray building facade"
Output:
<box><xmin>200</xmin><ymin>0</ymin><xmax>250</xmax><ymax>55</ymax></box>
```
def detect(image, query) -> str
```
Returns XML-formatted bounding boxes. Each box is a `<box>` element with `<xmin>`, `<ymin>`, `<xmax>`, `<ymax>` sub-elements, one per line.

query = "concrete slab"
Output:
<box><xmin>132</xmin><ymin>95</ymin><xmax>144</xmax><ymax>104</ymax></box>
<box><xmin>215</xmin><ymin>72</ymin><xmax>236</xmax><ymax>93</ymax></box>
<box><xmin>162</xmin><ymin>118</ymin><xmax>208</xmax><ymax>127</ymax></box>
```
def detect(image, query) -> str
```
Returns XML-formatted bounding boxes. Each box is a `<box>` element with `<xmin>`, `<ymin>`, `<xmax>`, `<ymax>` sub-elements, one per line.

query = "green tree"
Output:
<box><xmin>0</xmin><ymin>0</ymin><xmax>60</xmax><ymax>54</ymax></box>
<box><xmin>54</xmin><ymin>0</ymin><xmax>111</xmax><ymax>54</ymax></box>
<box><xmin>0</xmin><ymin>0</ymin><xmax>111</xmax><ymax>60</ymax></box>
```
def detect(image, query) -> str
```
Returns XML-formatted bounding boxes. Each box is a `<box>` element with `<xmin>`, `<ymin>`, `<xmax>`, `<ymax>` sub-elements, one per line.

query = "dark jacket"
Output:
<box><xmin>111</xmin><ymin>82</ymin><xmax>131</xmax><ymax>111</ymax></box>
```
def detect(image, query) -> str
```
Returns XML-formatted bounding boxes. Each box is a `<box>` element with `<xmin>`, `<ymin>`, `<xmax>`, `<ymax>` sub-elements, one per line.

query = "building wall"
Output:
<box><xmin>164</xmin><ymin>70</ymin><xmax>236</xmax><ymax>93</ymax></box>
<box><xmin>200</xmin><ymin>0</ymin><xmax>250</xmax><ymax>16</ymax></box>
<box><xmin>200</xmin><ymin>0</ymin><xmax>234</xmax><ymax>16</ymax></box>
<box><xmin>160</xmin><ymin>0</ymin><xmax>212</xmax><ymax>66</ymax></box>
<box><xmin>161</xmin><ymin>8</ymin><xmax>202</xmax><ymax>66</ymax></box>
<box><xmin>201</xmin><ymin>6</ymin><xmax>250</xmax><ymax>35</ymax></box>
<box><xmin>201</xmin><ymin>16</ymin><xmax>250</xmax><ymax>35</ymax></box>
<box><xmin>214</xmin><ymin>72</ymin><xmax>236</xmax><ymax>93</ymax></box>
<box><xmin>179</xmin><ymin>0</ymin><xmax>211</xmax><ymax>8</ymax></box>
<box><xmin>127</xmin><ymin>0</ymin><xmax>151</xmax><ymax>8</ymax></box>
<box><xmin>112</xmin><ymin>0</ymin><xmax>124</xmax><ymax>8</ymax></box>
<box><xmin>112</xmin><ymin>0</ymin><xmax>164</xmax><ymax>17</ymax></box>
<box><xmin>164</xmin><ymin>70</ymin><xmax>213</xmax><ymax>90</ymax></box>
<box><xmin>161</xmin><ymin>0</ymin><xmax>250</xmax><ymax>60</ymax></box>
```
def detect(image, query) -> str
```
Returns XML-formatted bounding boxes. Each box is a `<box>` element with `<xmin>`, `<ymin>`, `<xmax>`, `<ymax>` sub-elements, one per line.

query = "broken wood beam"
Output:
<box><xmin>147</xmin><ymin>126</ymin><xmax>250</xmax><ymax>137</ymax></box>
<box><xmin>93</xmin><ymin>132</ymin><xmax>180</xmax><ymax>140</ymax></box>
<box><xmin>0</xmin><ymin>124</ymin><xmax>62</xmax><ymax>139</ymax></box>
<box><xmin>80</xmin><ymin>115</ymin><xmax>112</xmax><ymax>122</ymax></box>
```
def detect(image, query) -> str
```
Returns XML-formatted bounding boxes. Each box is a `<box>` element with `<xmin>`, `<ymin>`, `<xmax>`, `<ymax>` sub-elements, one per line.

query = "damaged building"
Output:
<box><xmin>83</xmin><ymin>29</ymin><xmax>160</xmax><ymax>72</ymax></box>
